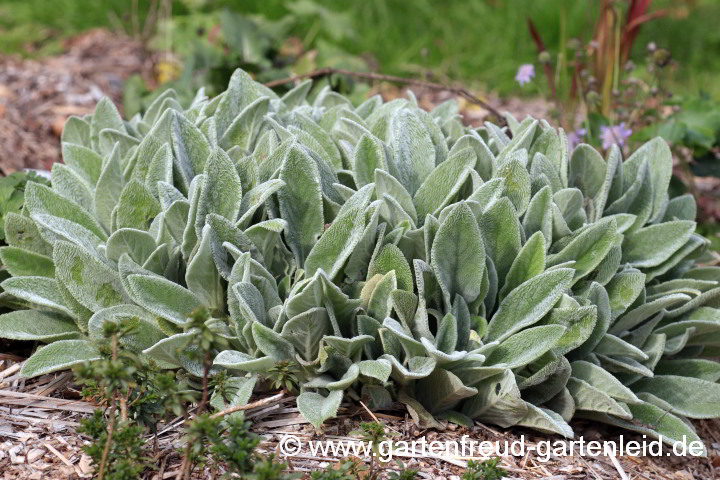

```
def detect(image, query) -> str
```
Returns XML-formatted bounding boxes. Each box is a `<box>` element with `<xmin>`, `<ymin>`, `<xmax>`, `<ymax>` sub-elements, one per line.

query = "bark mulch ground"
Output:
<box><xmin>0</xmin><ymin>29</ymin><xmax>150</xmax><ymax>174</ymax></box>
<box><xmin>1</xmin><ymin>354</ymin><xmax>718</xmax><ymax>479</ymax></box>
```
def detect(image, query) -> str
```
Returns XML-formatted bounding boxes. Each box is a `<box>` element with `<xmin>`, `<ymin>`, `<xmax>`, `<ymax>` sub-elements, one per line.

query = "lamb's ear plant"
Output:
<box><xmin>3</xmin><ymin>68</ymin><xmax>720</xmax><ymax>450</ymax></box>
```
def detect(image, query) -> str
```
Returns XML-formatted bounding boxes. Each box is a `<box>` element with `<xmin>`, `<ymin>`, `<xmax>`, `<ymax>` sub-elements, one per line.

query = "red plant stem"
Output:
<box><xmin>527</xmin><ymin>18</ymin><xmax>556</xmax><ymax>97</ymax></box>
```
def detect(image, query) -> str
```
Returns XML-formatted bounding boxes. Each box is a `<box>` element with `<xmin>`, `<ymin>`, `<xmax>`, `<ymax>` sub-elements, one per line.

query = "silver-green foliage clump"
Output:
<box><xmin>2</xmin><ymin>69</ymin><xmax>720</xmax><ymax>449</ymax></box>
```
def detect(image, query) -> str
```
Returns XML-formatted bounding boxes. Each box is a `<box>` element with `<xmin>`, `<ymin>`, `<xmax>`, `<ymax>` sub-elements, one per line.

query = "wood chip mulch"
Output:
<box><xmin>0</xmin><ymin>29</ymin><xmax>152</xmax><ymax>174</ymax></box>
<box><xmin>1</xmin><ymin>353</ymin><xmax>719</xmax><ymax>479</ymax></box>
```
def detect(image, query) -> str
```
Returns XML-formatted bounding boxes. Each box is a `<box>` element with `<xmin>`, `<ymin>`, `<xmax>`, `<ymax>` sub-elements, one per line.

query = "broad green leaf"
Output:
<box><xmin>495</xmin><ymin>158</ymin><xmax>531</xmax><ymax>215</ymax></box>
<box><xmin>569</xmin><ymin>144</ymin><xmax>606</xmax><ymax>199</ymax></box>
<box><xmin>196</xmin><ymin>148</ymin><xmax>243</xmax><ymax>231</ymax></box>
<box><xmin>20</xmin><ymin>340</ymin><xmax>100</xmax><ymax>377</ymax></box>
<box><xmin>62</xmin><ymin>115</ymin><xmax>90</xmax><ymax>146</ymax></box>
<box><xmin>126</xmin><ymin>273</ymin><xmax>204</xmax><ymax>324</ymax></box>
<box><xmin>106</xmin><ymin>229</ymin><xmax>157</xmax><ymax>264</ymax></box>
<box><xmin>431</xmin><ymin>202</ymin><xmax>485</xmax><ymax>309</ymax></box>
<box><xmin>632</xmin><ymin>375</ymin><xmax>720</xmax><ymax>419</ymax></box>
<box><xmin>115</xmin><ymin>180</ymin><xmax>161</xmax><ymax>231</ymax></box>
<box><xmin>605</xmin><ymin>270</ymin><xmax>646</xmax><ymax>319</ymax></box>
<box><xmin>88</xmin><ymin>305</ymin><xmax>166</xmax><ymax>352</ymax></box>
<box><xmin>171</xmin><ymin>111</ymin><xmax>211</xmax><ymax>180</ymax></box>
<box><xmin>416</xmin><ymin>368</ymin><xmax>478</xmax><ymax>413</ymax></box>
<box><xmin>485</xmin><ymin>325</ymin><xmax>567</xmax><ymax>368</ymax></box>
<box><xmin>61</xmin><ymin>143</ymin><xmax>102</xmax><ymax>186</ymax></box>
<box><xmin>90</xmin><ymin>97</ymin><xmax>125</xmax><ymax>149</ymax></box>
<box><xmin>25</xmin><ymin>183</ymin><xmax>107</xmax><ymax>240</ymax></box>
<box><xmin>293</xmin><ymin>112</ymin><xmax>343</xmax><ymax>170</ymax></box>
<box><xmin>0</xmin><ymin>247</ymin><xmax>55</xmax><ymax>278</ymax></box>
<box><xmin>479</xmin><ymin>198</ymin><xmax>522</xmax><ymax>285</ymax></box>
<box><xmin>145</xmin><ymin>143</ymin><xmax>173</xmax><ymax>194</ymax></box>
<box><xmin>485</xmin><ymin>268</ymin><xmax>574</xmax><ymax>342</ymax></box>
<box><xmin>368</xmin><ymin>243</ymin><xmax>413</xmax><ymax>292</ymax></box>
<box><xmin>186</xmin><ymin>225</ymin><xmax>224</xmax><ymax>309</ymax></box>
<box><xmin>252</xmin><ymin>322</ymin><xmax>296</xmax><ymax>361</ymax></box>
<box><xmin>570</xmin><ymin>360</ymin><xmax>640</xmax><ymax>404</ymax></box>
<box><xmin>353</xmin><ymin>134</ymin><xmax>387</xmax><ymax>187</ymax></box>
<box><xmin>0</xmin><ymin>310</ymin><xmax>80</xmax><ymax>341</ymax></box>
<box><xmin>281</xmin><ymin>307</ymin><xmax>331</xmax><ymax>362</ymax></box>
<box><xmin>654</xmin><ymin>359</ymin><xmax>720</xmax><ymax>382</ymax></box>
<box><xmin>278</xmin><ymin>145</ymin><xmax>324</xmax><ymax>266</ymax></box>
<box><xmin>297</xmin><ymin>390</ymin><xmax>344</xmax><ymax>428</ymax></box>
<box><xmin>94</xmin><ymin>144</ymin><xmax>125</xmax><ymax>230</ymax></box>
<box><xmin>543</xmin><ymin>306</ymin><xmax>597</xmax><ymax>356</ymax></box>
<box><xmin>1</xmin><ymin>276</ymin><xmax>73</xmax><ymax>317</ymax></box>
<box><xmin>567</xmin><ymin>377</ymin><xmax>631</xmax><ymax>419</ymax></box>
<box><xmin>214</xmin><ymin>69</ymin><xmax>260</xmax><ymax>138</ymax></box>
<box><xmin>498</xmin><ymin>231</ymin><xmax>545</xmax><ymax>302</ymax></box>
<box><xmin>461</xmin><ymin>370</ymin><xmax>528</xmax><ymax>427</ymax></box>
<box><xmin>219</xmin><ymin>96</ymin><xmax>269</xmax><ymax>150</ymax></box>
<box><xmin>517</xmin><ymin>404</ymin><xmax>573</xmax><ymax>438</ymax></box>
<box><xmin>3</xmin><ymin>213</ymin><xmax>52</xmax><ymax>256</ymax></box>
<box><xmin>375</xmin><ymin>168</ymin><xmax>418</xmax><ymax>225</ymax></box>
<box><xmin>594</xmin><ymin>334</ymin><xmax>649</xmax><ymax>361</ymax></box>
<box><xmin>213</xmin><ymin>350</ymin><xmax>276</xmax><ymax>373</ymax></box>
<box><xmin>623</xmin><ymin>137</ymin><xmax>673</xmax><ymax>221</ymax></box>
<box><xmin>582</xmin><ymin>399</ymin><xmax>705</xmax><ymax>454</ymax></box>
<box><xmin>53</xmin><ymin>241</ymin><xmax>128</xmax><ymax>311</ymax></box>
<box><xmin>547</xmin><ymin>219</ymin><xmax>617</xmax><ymax>282</ymax></box>
<box><xmin>390</xmin><ymin>108</ymin><xmax>435</xmax><ymax>195</ymax></box>
<box><xmin>51</xmin><ymin>163</ymin><xmax>93</xmax><ymax>209</ymax></box>
<box><xmin>413</xmin><ymin>147</ymin><xmax>476</xmax><ymax>220</ymax></box>
<box><xmin>622</xmin><ymin>221</ymin><xmax>695</xmax><ymax>268</ymax></box>
<box><xmin>305</xmin><ymin>207</ymin><xmax>366</xmax><ymax>279</ymax></box>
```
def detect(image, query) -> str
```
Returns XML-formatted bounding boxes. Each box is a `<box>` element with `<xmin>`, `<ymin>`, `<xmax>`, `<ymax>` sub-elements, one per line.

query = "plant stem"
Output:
<box><xmin>176</xmin><ymin>411</ymin><xmax>192</xmax><ymax>480</ymax></box>
<box><xmin>197</xmin><ymin>351</ymin><xmax>211</xmax><ymax>414</ymax></box>
<box><xmin>98</xmin><ymin>396</ymin><xmax>117</xmax><ymax>480</ymax></box>
<box><xmin>209</xmin><ymin>392</ymin><xmax>285</xmax><ymax>419</ymax></box>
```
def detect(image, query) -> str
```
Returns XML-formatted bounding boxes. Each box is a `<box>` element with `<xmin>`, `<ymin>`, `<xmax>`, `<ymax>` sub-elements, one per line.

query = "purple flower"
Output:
<box><xmin>515</xmin><ymin>64</ymin><xmax>535</xmax><ymax>86</ymax></box>
<box><xmin>600</xmin><ymin>123</ymin><xmax>632</xmax><ymax>150</ymax></box>
<box><xmin>567</xmin><ymin>128</ymin><xmax>587</xmax><ymax>150</ymax></box>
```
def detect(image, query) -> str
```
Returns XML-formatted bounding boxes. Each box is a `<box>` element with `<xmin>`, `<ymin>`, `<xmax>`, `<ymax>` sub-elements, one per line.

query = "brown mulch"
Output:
<box><xmin>1</xmin><ymin>353</ymin><xmax>718</xmax><ymax>479</ymax></box>
<box><xmin>370</xmin><ymin>83</ymin><xmax>554</xmax><ymax>128</ymax></box>
<box><xmin>0</xmin><ymin>29</ymin><xmax>151</xmax><ymax>174</ymax></box>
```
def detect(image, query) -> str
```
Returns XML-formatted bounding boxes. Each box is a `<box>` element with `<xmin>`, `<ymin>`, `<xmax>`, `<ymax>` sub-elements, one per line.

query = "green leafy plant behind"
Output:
<box><xmin>2</xmin><ymin>68</ymin><xmax>720</xmax><ymax>452</ymax></box>
<box><xmin>0</xmin><ymin>171</ymin><xmax>50</xmax><ymax>242</ymax></box>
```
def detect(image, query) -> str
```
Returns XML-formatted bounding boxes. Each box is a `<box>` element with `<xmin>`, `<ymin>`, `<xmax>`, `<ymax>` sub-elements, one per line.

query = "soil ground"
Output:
<box><xmin>1</xmin><ymin>353</ymin><xmax>719</xmax><ymax>479</ymax></box>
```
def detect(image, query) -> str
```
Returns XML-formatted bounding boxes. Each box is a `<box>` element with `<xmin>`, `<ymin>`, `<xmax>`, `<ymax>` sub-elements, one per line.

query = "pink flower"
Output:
<box><xmin>600</xmin><ymin>123</ymin><xmax>632</xmax><ymax>150</ymax></box>
<box><xmin>515</xmin><ymin>64</ymin><xmax>535</xmax><ymax>86</ymax></box>
<box><xmin>567</xmin><ymin>128</ymin><xmax>587</xmax><ymax>150</ymax></box>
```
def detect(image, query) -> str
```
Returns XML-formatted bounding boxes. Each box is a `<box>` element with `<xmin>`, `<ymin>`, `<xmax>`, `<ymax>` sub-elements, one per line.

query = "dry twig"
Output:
<box><xmin>264</xmin><ymin>68</ymin><xmax>506</xmax><ymax>124</ymax></box>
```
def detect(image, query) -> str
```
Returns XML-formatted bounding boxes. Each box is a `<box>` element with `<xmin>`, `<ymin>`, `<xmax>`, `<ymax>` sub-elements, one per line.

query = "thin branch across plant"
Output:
<box><xmin>264</xmin><ymin>68</ymin><xmax>506</xmax><ymax>125</ymax></box>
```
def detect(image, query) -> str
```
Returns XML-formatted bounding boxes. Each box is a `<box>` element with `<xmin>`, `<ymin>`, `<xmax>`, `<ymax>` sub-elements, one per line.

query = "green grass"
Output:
<box><xmin>230</xmin><ymin>0</ymin><xmax>720</xmax><ymax>98</ymax></box>
<box><xmin>1</xmin><ymin>0</ymin><xmax>718</xmax><ymax>98</ymax></box>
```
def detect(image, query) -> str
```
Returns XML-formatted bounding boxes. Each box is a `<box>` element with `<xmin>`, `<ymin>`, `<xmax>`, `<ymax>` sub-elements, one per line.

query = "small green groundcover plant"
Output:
<box><xmin>1</xmin><ymin>68</ymin><xmax>720</xmax><ymax>452</ymax></box>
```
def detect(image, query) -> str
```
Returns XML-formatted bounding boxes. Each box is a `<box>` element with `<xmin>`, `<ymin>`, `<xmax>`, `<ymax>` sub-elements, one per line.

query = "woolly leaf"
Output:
<box><xmin>0</xmin><ymin>310</ymin><xmax>80</xmax><ymax>341</ymax></box>
<box><xmin>485</xmin><ymin>325</ymin><xmax>567</xmax><ymax>368</ymax></box>
<box><xmin>390</xmin><ymin>108</ymin><xmax>435</xmax><ymax>195</ymax></box>
<box><xmin>297</xmin><ymin>390</ymin><xmax>344</xmax><ymax>428</ymax></box>
<box><xmin>431</xmin><ymin>202</ymin><xmax>485</xmax><ymax>308</ymax></box>
<box><xmin>20</xmin><ymin>339</ymin><xmax>100</xmax><ymax>377</ymax></box>
<box><xmin>126</xmin><ymin>273</ymin><xmax>204</xmax><ymax>324</ymax></box>
<box><xmin>632</xmin><ymin>375</ymin><xmax>720</xmax><ymax>419</ymax></box>
<box><xmin>486</xmin><ymin>268</ymin><xmax>574</xmax><ymax>342</ymax></box>
<box><xmin>278</xmin><ymin>145</ymin><xmax>324</xmax><ymax>266</ymax></box>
